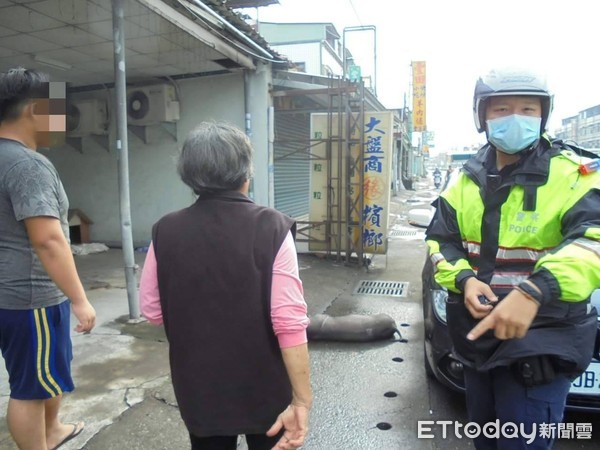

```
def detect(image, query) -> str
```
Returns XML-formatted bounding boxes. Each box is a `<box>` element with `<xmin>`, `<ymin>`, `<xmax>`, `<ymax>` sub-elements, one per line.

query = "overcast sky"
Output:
<box><xmin>248</xmin><ymin>0</ymin><xmax>600</xmax><ymax>152</ymax></box>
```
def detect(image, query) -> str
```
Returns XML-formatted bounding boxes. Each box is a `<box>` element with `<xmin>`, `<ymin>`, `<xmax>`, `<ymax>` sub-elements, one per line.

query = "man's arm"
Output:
<box><xmin>425</xmin><ymin>195</ymin><xmax>476</xmax><ymax>293</ymax></box>
<box><xmin>530</xmin><ymin>188</ymin><xmax>600</xmax><ymax>303</ymax></box>
<box><xmin>426</xmin><ymin>183</ymin><xmax>497</xmax><ymax>319</ymax></box>
<box><xmin>24</xmin><ymin>216</ymin><xmax>95</xmax><ymax>332</ymax></box>
<box><xmin>469</xmin><ymin>177</ymin><xmax>600</xmax><ymax>341</ymax></box>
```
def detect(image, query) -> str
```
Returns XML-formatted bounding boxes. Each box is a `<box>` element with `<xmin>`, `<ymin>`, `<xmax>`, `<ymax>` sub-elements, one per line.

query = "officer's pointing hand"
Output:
<box><xmin>467</xmin><ymin>289</ymin><xmax>540</xmax><ymax>341</ymax></box>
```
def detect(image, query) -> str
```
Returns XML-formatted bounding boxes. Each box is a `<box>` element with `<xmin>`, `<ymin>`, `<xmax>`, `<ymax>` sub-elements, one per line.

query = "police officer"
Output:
<box><xmin>425</xmin><ymin>67</ymin><xmax>600</xmax><ymax>449</ymax></box>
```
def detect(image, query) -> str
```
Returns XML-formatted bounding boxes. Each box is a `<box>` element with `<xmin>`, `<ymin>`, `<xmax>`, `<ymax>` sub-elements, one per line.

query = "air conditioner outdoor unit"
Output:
<box><xmin>66</xmin><ymin>99</ymin><xmax>108</xmax><ymax>137</ymax></box>
<box><xmin>127</xmin><ymin>84</ymin><xmax>180</xmax><ymax>126</ymax></box>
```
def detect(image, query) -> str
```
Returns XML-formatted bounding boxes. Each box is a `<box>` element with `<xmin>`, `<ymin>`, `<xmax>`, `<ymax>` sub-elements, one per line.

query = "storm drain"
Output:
<box><xmin>353</xmin><ymin>280</ymin><xmax>408</xmax><ymax>297</ymax></box>
<box><xmin>389</xmin><ymin>229</ymin><xmax>418</xmax><ymax>237</ymax></box>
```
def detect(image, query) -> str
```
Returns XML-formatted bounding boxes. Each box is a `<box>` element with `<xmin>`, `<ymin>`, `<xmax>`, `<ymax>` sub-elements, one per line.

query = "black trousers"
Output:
<box><xmin>190</xmin><ymin>431</ymin><xmax>284</xmax><ymax>450</ymax></box>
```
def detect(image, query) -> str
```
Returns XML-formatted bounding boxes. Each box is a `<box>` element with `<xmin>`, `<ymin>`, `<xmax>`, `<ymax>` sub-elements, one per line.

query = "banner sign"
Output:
<box><xmin>412</xmin><ymin>61</ymin><xmax>426</xmax><ymax>132</ymax></box>
<box><xmin>309</xmin><ymin>111</ymin><xmax>393</xmax><ymax>254</ymax></box>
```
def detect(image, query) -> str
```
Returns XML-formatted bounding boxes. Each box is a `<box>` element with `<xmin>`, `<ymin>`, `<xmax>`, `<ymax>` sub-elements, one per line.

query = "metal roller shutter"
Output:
<box><xmin>274</xmin><ymin>112</ymin><xmax>311</xmax><ymax>220</ymax></box>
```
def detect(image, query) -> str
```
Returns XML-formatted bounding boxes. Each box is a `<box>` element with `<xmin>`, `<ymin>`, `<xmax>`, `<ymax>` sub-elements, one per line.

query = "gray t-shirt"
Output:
<box><xmin>0</xmin><ymin>138</ymin><xmax>69</xmax><ymax>309</ymax></box>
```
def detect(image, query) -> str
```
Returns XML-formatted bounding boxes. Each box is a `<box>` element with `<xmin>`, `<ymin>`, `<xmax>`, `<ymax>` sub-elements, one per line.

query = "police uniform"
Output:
<box><xmin>425</xmin><ymin>136</ymin><xmax>600</xmax><ymax>449</ymax></box>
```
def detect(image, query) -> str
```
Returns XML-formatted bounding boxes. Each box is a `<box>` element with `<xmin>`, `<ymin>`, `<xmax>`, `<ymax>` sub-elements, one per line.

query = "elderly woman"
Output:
<box><xmin>139</xmin><ymin>122</ymin><xmax>312</xmax><ymax>450</ymax></box>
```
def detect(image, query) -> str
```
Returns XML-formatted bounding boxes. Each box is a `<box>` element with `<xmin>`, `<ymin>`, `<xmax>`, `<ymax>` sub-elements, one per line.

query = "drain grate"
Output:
<box><xmin>389</xmin><ymin>229</ymin><xmax>418</xmax><ymax>237</ymax></box>
<box><xmin>353</xmin><ymin>280</ymin><xmax>408</xmax><ymax>297</ymax></box>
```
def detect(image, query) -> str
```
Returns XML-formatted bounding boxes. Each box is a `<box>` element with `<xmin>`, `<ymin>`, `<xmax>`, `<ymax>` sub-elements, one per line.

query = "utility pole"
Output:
<box><xmin>112</xmin><ymin>0</ymin><xmax>140</xmax><ymax>320</ymax></box>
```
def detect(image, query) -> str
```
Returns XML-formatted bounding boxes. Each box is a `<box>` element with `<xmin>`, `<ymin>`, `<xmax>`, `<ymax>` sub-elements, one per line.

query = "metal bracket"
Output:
<box><xmin>91</xmin><ymin>134</ymin><xmax>110</xmax><ymax>152</ymax></box>
<box><xmin>128</xmin><ymin>125</ymin><xmax>149</xmax><ymax>144</ymax></box>
<box><xmin>128</xmin><ymin>123</ymin><xmax>178</xmax><ymax>144</ymax></box>
<box><xmin>65</xmin><ymin>137</ymin><xmax>83</xmax><ymax>153</ymax></box>
<box><xmin>65</xmin><ymin>135</ymin><xmax>110</xmax><ymax>153</ymax></box>
<box><xmin>160</xmin><ymin>122</ymin><xmax>178</xmax><ymax>141</ymax></box>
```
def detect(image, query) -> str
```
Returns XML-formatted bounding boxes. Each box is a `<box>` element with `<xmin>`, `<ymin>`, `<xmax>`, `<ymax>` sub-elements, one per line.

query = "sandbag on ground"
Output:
<box><xmin>307</xmin><ymin>313</ymin><xmax>401</xmax><ymax>342</ymax></box>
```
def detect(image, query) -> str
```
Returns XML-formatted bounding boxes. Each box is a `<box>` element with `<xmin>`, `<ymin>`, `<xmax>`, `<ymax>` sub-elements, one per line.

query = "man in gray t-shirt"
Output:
<box><xmin>0</xmin><ymin>138</ymin><xmax>70</xmax><ymax>309</ymax></box>
<box><xmin>0</xmin><ymin>68</ymin><xmax>95</xmax><ymax>449</ymax></box>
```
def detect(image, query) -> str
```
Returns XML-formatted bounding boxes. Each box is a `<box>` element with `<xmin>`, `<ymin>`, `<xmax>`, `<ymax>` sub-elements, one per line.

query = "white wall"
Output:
<box><xmin>44</xmin><ymin>73</ymin><xmax>247</xmax><ymax>247</ymax></box>
<box><xmin>270</xmin><ymin>42</ymin><xmax>321</xmax><ymax>75</ymax></box>
<box><xmin>321</xmin><ymin>45</ymin><xmax>343</xmax><ymax>76</ymax></box>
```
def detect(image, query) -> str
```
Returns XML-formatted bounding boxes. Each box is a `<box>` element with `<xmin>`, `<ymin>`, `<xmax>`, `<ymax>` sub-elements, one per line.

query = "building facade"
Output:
<box><xmin>554</xmin><ymin>104</ymin><xmax>600</xmax><ymax>151</ymax></box>
<box><xmin>0</xmin><ymin>0</ymin><xmax>284</xmax><ymax>246</ymax></box>
<box><xmin>257</xmin><ymin>22</ymin><xmax>346</xmax><ymax>77</ymax></box>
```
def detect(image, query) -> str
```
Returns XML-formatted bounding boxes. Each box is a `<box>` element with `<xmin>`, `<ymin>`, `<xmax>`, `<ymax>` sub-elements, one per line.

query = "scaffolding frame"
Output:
<box><xmin>272</xmin><ymin>76</ymin><xmax>367</xmax><ymax>265</ymax></box>
<box><xmin>343</xmin><ymin>80</ymin><xmax>366</xmax><ymax>265</ymax></box>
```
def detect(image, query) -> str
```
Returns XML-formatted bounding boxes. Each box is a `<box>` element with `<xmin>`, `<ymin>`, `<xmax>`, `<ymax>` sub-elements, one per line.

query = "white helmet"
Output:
<box><xmin>473</xmin><ymin>67</ymin><xmax>553</xmax><ymax>133</ymax></box>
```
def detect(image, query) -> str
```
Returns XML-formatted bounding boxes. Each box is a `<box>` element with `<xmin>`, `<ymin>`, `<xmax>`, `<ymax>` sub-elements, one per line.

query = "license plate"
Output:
<box><xmin>570</xmin><ymin>362</ymin><xmax>600</xmax><ymax>395</ymax></box>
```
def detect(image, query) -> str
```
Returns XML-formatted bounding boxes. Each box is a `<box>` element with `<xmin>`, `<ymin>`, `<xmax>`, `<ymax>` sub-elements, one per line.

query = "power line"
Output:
<box><xmin>347</xmin><ymin>0</ymin><xmax>363</xmax><ymax>25</ymax></box>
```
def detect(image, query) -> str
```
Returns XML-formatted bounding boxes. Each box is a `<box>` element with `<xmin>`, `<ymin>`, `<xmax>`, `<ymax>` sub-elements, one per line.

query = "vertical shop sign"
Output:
<box><xmin>412</xmin><ymin>61</ymin><xmax>427</xmax><ymax>132</ymax></box>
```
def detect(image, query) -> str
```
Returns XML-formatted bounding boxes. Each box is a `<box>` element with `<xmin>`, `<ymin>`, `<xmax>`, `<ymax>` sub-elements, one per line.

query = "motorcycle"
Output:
<box><xmin>433</xmin><ymin>173</ymin><xmax>442</xmax><ymax>189</ymax></box>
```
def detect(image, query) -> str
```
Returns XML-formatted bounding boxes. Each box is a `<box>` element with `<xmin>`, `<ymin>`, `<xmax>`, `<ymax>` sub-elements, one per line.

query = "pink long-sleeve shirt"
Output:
<box><xmin>139</xmin><ymin>231</ymin><xmax>309</xmax><ymax>348</ymax></box>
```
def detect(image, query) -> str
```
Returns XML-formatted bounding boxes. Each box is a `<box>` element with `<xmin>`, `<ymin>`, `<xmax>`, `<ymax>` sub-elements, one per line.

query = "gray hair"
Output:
<box><xmin>177</xmin><ymin>122</ymin><xmax>254</xmax><ymax>194</ymax></box>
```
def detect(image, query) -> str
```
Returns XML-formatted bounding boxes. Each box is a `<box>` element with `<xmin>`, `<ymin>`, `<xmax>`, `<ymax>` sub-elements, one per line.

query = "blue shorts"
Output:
<box><xmin>0</xmin><ymin>300</ymin><xmax>74</xmax><ymax>400</ymax></box>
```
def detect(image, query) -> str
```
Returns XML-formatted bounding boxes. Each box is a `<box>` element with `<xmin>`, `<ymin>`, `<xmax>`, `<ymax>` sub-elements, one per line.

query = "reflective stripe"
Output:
<box><xmin>573</xmin><ymin>238</ymin><xmax>600</xmax><ymax>257</ymax></box>
<box><xmin>430</xmin><ymin>251</ymin><xmax>480</xmax><ymax>277</ymax></box>
<box><xmin>33</xmin><ymin>309</ymin><xmax>61</xmax><ymax>397</ymax></box>
<box><xmin>430</xmin><ymin>253</ymin><xmax>445</xmax><ymax>264</ymax></box>
<box><xmin>490</xmin><ymin>272</ymin><xmax>530</xmax><ymax>288</ymax></box>
<box><xmin>463</xmin><ymin>241</ymin><xmax>481</xmax><ymax>257</ymax></box>
<box><xmin>430</xmin><ymin>253</ymin><xmax>444</xmax><ymax>273</ymax></box>
<box><xmin>496</xmin><ymin>247</ymin><xmax>551</xmax><ymax>263</ymax></box>
<box><xmin>463</xmin><ymin>243</ymin><xmax>552</xmax><ymax>262</ymax></box>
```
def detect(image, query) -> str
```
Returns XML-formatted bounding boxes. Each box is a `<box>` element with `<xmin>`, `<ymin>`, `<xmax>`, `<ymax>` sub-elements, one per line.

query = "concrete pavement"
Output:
<box><xmin>0</xmin><ymin>184</ymin><xmax>439</xmax><ymax>450</ymax></box>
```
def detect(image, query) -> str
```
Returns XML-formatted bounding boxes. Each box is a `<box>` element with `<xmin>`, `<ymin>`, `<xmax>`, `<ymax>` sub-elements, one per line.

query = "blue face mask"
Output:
<box><xmin>486</xmin><ymin>114</ymin><xmax>542</xmax><ymax>154</ymax></box>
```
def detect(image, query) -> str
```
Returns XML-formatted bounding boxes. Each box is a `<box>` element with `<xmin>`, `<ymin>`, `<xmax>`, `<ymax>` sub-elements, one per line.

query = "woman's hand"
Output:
<box><xmin>267</xmin><ymin>403</ymin><xmax>310</xmax><ymax>450</ymax></box>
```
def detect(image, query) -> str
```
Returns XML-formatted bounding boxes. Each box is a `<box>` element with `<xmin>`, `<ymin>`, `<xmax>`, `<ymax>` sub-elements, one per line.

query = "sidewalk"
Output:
<box><xmin>0</xmin><ymin>185</ymin><xmax>435</xmax><ymax>450</ymax></box>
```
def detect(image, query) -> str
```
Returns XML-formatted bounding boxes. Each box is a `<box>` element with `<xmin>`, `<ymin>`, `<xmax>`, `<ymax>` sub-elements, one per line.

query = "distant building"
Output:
<box><xmin>554</xmin><ymin>104</ymin><xmax>600</xmax><ymax>149</ymax></box>
<box><xmin>256</xmin><ymin>22</ymin><xmax>347</xmax><ymax>77</ymax></box>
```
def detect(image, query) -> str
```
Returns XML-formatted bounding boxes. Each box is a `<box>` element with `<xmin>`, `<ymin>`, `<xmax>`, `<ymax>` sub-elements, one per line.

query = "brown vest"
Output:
<box><xmin>152</xmin><ymin>191</ymin><xmax>295</xmax><ymax>436</ymax></box>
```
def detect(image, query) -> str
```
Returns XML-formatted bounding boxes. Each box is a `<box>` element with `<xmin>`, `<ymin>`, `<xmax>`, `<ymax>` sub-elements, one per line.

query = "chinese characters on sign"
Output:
<box><xmin>412</xmin><ymin>61</ymin><xmax>426</xmax><ymax>132</ymax></box>
<box><xmin>362</xmin><ymin>114</ymin><xmax>391</xmax><ymax>253</ymax></box>
<box><xmin>309</xmin><ymin>112</ymin><xmax>393</xmax><ymax>254</ymax></box>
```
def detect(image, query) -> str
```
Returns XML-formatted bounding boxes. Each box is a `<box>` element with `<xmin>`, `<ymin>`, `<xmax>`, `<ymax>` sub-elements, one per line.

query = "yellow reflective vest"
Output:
<box><xmin>426</xmin><ymin>137</ymin><xmax>600</xmax><ymax>303</ymax></box>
